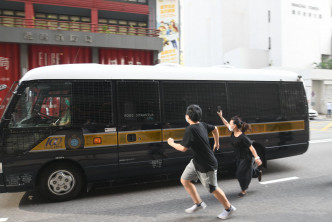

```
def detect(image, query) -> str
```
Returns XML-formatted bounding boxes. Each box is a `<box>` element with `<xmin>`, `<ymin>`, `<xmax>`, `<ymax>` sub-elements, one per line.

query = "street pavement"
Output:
<box><xmin>1</xmin><ymin>119</ymin><xmax>332</xmax><ymax>222</ymax></box>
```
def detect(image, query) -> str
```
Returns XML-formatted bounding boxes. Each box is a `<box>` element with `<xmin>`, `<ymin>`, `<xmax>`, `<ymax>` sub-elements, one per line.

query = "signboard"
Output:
<box><xmin>156</xmin><ymin>0</ymin><xmax>180</xmax><ymax>64</ymax></box>
<box><xmin>0</xmin><ymin>43</ymin><xmax>20</xmax><ymax>117</ymax></box>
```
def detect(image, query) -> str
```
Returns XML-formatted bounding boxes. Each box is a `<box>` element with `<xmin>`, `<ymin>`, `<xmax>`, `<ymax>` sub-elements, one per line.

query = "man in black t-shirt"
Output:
<box><xmin>167</xmin><ymin>104</ymin><xmax>236</xmax><ymax>220</ymax></box>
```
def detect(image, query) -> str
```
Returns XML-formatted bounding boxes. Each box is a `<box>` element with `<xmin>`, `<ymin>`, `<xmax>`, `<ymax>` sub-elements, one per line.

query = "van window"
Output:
<box><xmin>228</xmin><ymin>82</ymin><xmax>281</xmax><ymax>120</ymax></box>
<box><xmin>117</xmin><ymin>81</ymin><xmax>160</xmax><ymax>129</ymax></box>
<box><xmin>72</xmin><ymin>81</ymin><xmax>113</xmax><ymax>126</ymax></box>
<box><xmin>9</xmin><ymin>82</ymin><xmax>71</xmax><ymax>128</ymax></box>
<box><xmin>162</xmin><ymin>81</ymin><xmax>227</xmax><ymax>125</ymax></box>
<box><xmin>280</xmin><ymin>82</ymin><xmax>306</xmax><ymax>117</ymax></box>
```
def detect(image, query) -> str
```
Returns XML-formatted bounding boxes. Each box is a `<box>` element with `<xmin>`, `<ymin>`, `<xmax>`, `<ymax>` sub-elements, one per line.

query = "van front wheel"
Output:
<box><xmin>38</xmin><ymin>163</ymin><xmax>84</xmax><ymax>201</ymax></box>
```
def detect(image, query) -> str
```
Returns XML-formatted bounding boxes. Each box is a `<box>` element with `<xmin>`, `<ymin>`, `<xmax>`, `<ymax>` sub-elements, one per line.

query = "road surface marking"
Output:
<box><xmin>0</xmin><ymin>218</ymin><xmax>8</xmax><ymax>222</ymax></box>
<box><xmin>310</xmin><ymin>138</ymin><xmax>332</xmax><ymax>144</ymax></box>
<box><xmin>322</xmin><ymin>122</ymin><xmax>332</xmax><ymax>131</ymax></box>
<box><xmin>259</xmin><ymin>177</ymin><xmax>299</xmax><ymax>185</ymax></box>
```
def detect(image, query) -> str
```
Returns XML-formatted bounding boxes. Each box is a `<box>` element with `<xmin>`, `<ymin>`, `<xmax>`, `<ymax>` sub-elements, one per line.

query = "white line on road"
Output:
<box><xmin>259</xmin><ymin>177</ymin><xmax>299</xmax><ymax>185</ymax></box>
<box><xmin>0</xmin><ymin>218</ymin><xmax>8</xmax><ymax>222</ymax></box>
<box><xmin>310</xmin><ymin>138</ymin><xmax>332</xmax><ymax>144</ymax></box>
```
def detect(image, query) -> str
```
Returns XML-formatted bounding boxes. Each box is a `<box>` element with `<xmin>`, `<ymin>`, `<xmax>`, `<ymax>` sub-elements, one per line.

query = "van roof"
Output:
<box><xmin>20</xmin><ymin>63</ymin><xmax>300</xmax><ymax>82</ymax></box>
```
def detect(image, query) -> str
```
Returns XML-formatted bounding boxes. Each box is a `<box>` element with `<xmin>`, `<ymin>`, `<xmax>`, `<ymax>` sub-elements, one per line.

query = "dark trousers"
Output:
<box><xmin>236</xmin><ymin>158</ymin><xmax>252</xmax><ymax>191</ymax></box>
<box><xmin>236</xmin><ymin>158</ymin><xmax>262</xmax><ymax>191</ymax></box>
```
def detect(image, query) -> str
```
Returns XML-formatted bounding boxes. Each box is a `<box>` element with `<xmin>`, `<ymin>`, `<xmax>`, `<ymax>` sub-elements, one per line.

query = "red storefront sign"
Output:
<box><xmin>99</xmin><ymin>48</ymin><xmax>153</xmax><ymax>65</ymax></box>
<box><xmin>29</xmin><ymin>45</ymin><xmax>92</xmax><ymax>69</ymax></box>
<box><xmin>0</xmin><ymin>43</ymin><xmax>20</xmax><ymax>117</ymax></box>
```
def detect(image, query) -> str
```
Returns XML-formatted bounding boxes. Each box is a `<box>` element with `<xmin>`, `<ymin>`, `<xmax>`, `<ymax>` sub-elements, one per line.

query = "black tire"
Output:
<box><xmin>38</xmin><ymin>163</ymin><xmax>84</xmax><ymax>201</ymax></box>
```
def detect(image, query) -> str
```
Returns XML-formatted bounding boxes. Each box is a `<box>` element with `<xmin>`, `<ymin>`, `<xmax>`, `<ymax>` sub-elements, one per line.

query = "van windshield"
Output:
<box><xmin>9</xmin><ymin>82</ymin><xmax>71</xmax><ymax>128</ymax></box>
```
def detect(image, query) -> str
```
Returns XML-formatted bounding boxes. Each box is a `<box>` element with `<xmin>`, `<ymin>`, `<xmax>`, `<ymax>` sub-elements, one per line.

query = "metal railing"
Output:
<box><xmin>0</xmin><ymin>16</ymin><xmax>160</xmax><ymax>37</ymax></box>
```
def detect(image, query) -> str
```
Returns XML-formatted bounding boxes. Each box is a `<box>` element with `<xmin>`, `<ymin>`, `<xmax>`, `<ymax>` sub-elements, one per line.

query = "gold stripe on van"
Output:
<box><xmin>118</xmin><ymin>130</ymin><xmax>162</xmax><ymax>145</ymax></box>
<box><xmin>215</xmin><ymin>120</ymin><xmax>305</xmax><ymax>137</ymax></box>
<box><xmin>31</xmin><ymin>120</ymin><xmax>305</xmax><ymax>151</ymax></box>
<box><xmin>163</xmin><ymin>128</ymin><xmax>186</xmax><ymax>141</ymax></box>
<box><xmin>84</xmin><ymin>132</ymin><xmax>117</xmax><ymax>148</ymax></box>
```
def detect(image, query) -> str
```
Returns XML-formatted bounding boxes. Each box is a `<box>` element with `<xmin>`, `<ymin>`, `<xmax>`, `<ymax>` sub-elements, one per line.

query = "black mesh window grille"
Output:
<box><xmin>162</xmin><ymin>81</ymin><xmax>227</xmax><ymax>124</ymax></box>
<box><xmin>9</xmin><ymin>81</ymin><xmax>72</xmax><ymax>128</ymax></box>
<box><xmin>3</xmin><ymin>81</ymin><xmax>72</xmax><ymax>154</ymax></box>
<box><xmin>72</xmin><ymin>81</ymin><xmax>113</xmax><ymax>126</ymax></box>
<box><xmin>227</xmin><ymin>82</ymin><xmax>281</xmax><ymax>119</ymax></box>
<box><xmin>280</xmin><ymin>82</ymin><xmax>306</xmax><ymax>116</ymax></box>
<box><xmin>117</xmin><ymin>81</ymin><xmax>160</xmax><ymax>125</ymax></box>
<box><xmin>3</xmin><ymin>130</ymin><xmax>50</xmax><ymax>154</ymax></box>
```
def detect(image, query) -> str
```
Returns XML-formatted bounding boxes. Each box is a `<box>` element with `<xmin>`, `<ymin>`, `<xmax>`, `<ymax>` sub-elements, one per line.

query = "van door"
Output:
<box><xmin>116</xmin><ymin>81</ymin><xmax>165</xmax><ymax>177</ymax></box>
<box><xmin>71</xmin><ymin>81</ymin><xmax>118</xmax><ymax>181</ymax></box>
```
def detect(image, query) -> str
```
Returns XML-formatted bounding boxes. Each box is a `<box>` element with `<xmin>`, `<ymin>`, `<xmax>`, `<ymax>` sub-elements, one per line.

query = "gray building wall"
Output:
<box><xmin>0</xmin><ymin>27</ymin><xmax>162</xmax><ymax>51</ymax></box>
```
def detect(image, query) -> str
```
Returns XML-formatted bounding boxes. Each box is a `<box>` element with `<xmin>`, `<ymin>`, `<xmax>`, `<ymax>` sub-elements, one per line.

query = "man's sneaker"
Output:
<box><xmin>185</xmin><ymin>201</ymin><xmax>207</xmax><ymax>213</ymax></box>
<box><xmin>217</xmin><ymin>205</ymin><xmax>236</xmax><ymax>220</ymax></box>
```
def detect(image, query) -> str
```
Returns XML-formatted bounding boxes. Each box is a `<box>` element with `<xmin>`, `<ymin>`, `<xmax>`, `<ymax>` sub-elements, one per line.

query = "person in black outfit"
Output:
<box><xmin>217</xmin><ymin>111</ymin><xmax>263</xmax><ymax>197</ymax></box>
<box><xmin>167</xmin><ymin>104</ymin><xmax>236</xmax><ymax>220</ymax></box>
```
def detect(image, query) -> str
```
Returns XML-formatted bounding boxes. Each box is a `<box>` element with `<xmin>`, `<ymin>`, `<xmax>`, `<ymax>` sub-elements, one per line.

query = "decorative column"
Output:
<box><xmin>25</xmin><ymin>1</ymin><xmax>34</xmax><ymax>28</ymax></box>
<box><xmin>91</xmin><ymin>8</ymin><xmax>98</xmax><ymax>32</ymax></box>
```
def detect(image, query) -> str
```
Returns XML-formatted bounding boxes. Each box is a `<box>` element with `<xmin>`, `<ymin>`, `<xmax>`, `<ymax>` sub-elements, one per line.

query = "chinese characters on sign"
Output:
<box><xmin>156</xmin><ymin>0</ymin><xmax>180</xmax><ymax>64</ymax></box>
<box><xmin>0</xmin><ymin>57</ymin><xmax>9</xmax><ymax>70</ymax></box>
<box><xmin>23</xmin><ymin>32</ymin><xmax>93</xmax><ymax>43</ymax></box>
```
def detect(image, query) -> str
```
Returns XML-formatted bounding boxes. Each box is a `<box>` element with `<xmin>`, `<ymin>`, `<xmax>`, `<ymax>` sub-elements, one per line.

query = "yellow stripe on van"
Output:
<box><xmin>163</xmin><ymin>128</ymin><xmax>186</xmax><ymax>141</ymax></box>
<box><xmin>84</xmin><ymin>132</ymin><xmax>117</xmax><ymax>148</ymax></box>
<box><xmin>215</xmin><ymin>120</ymin><xmax>305</xmax><ymax>137</ymax></box>
<box><xmin>30</xmin><ymin>120</ymin><xmax>305</xmax><ymax>151</ymax></box>
<box><xmin>118</xmin><ymin>130</ymin><xmax>162</xmax><ymax>145</ymax></box>
<box><xmin>250</xmin><ymin>120</ymin><xmax>305</xmax><ymax>135</ymax></box>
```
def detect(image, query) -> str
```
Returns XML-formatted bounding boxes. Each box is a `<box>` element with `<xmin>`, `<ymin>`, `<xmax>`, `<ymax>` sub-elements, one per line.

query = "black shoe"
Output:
<box><xmin>258</xmin><ymin>170</ymin><xmax>262</xmax><ymax>182</ymax></box>
<box><xmin>238</xmin><ymin>192</ymin><xmax>247</xmax><ymax>197</ymax></box>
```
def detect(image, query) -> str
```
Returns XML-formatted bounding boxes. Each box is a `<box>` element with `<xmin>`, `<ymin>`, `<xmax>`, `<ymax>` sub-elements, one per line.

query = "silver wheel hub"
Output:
<box><xmin>48</xmin><ymin>170</ymin><xmax>75</xmax><ymax>195</ymax></box>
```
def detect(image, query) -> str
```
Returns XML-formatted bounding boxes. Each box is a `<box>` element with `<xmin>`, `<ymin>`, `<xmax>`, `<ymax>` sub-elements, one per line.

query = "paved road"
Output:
<box><xmin>1</xmin><ymin>119</ymin><xmax>332</xmax><ymax>222</ymax></box>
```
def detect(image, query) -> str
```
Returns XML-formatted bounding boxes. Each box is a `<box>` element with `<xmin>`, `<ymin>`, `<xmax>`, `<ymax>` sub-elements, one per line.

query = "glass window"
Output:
<box><xmin>228</xmin><ymin>82</ymin><xmax>281</xmax><ymax>121</ymax></box>
<box><xmin>72</xmin><ymin>81</ymin><xmax>113</xmax><ymax>126</ymax></box>
<box><xmin>35</xmin><ymin>13</ymin><xmax>46</xmax><ymax>19</ymax></box>
<box><xmin>117</xmin><ymin>81</ymin><xmax>160</xmax><ymax>128</ymax></box>
<box><xmin>15</xmin><ymin>11</ymin><xmax>25</xmax><ymax>17</ymax></box>
<box><xmin>70</xmin><ymin>16</ymin><xmax>80</xmax><ymax>22</ymax></box>
<box><xmin>9</xmin><ymin>82</ymin><xmax>72</xmax><ymax>128</ymax></box>
<box><xmin>47</xmin><ymin>14</ymin><xmax>58</xmax><ymax>20</ymax></box>
<box><xmin>119</xmin><ymin>20</ymin><xmax>128</xmax><ymax>26</ymax></box>
<box><xmin>81</xmin><ymin>17</ymin><xmax>91</xmax><ymax>22</ymax></box>
<box><xmin>162</xmin><ymin>81</ymin><xmax>227</xmax><ymax>125</ymax></box>
<box><xmin>138</xmin><ymin>22</ymin><xmax>147</xmax><ymax>27</ymax></box>
<box><xmin>59</xmin><ymin>15</ymin><xmax>69</xmax><ymax>20</ymax></box>
<box><xmin>108</xmin><ymin>19</ymin><xmax>117</xmax><ymax>25</ymax></box>
<box><xmin>129</xmin><ymin>21</ymin><xmax>137</xmax><ymax>27</ymax></box>
<box><xmin>3</xmin><ymin>10</ymin><xmax>14</xmax><ymax>16</ymax></box>
<box><xmin>280</xmin><ymin>82</ymin><xmax>306</xmax><ymax>117</ymax></box>
<box><xmin>138</xmin><ymin>0</ymin><xmax>147</xmax><ymax>3</ymax></box>
<box><xmin>98</xmin><ymin>18</ymin><xmax>107</xmax><ymax>24</ymax></box>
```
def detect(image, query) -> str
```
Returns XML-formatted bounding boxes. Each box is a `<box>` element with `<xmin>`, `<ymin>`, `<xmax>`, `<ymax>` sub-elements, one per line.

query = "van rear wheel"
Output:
<box><xmin>38</xmin><ymin>163</ymin><xmax>84</xmax><ymax>201</ymax></box>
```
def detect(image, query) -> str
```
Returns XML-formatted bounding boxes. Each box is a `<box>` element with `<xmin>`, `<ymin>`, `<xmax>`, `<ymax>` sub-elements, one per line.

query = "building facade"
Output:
<box><xmin>0</xmin><ymin>0</ymin><xmax>163</xmax><ymax>108</ymax></box>
<box><xmin>181</xmin><ymin>0</ymin><xmax>332</xmax><ymax>113</ymax></box>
